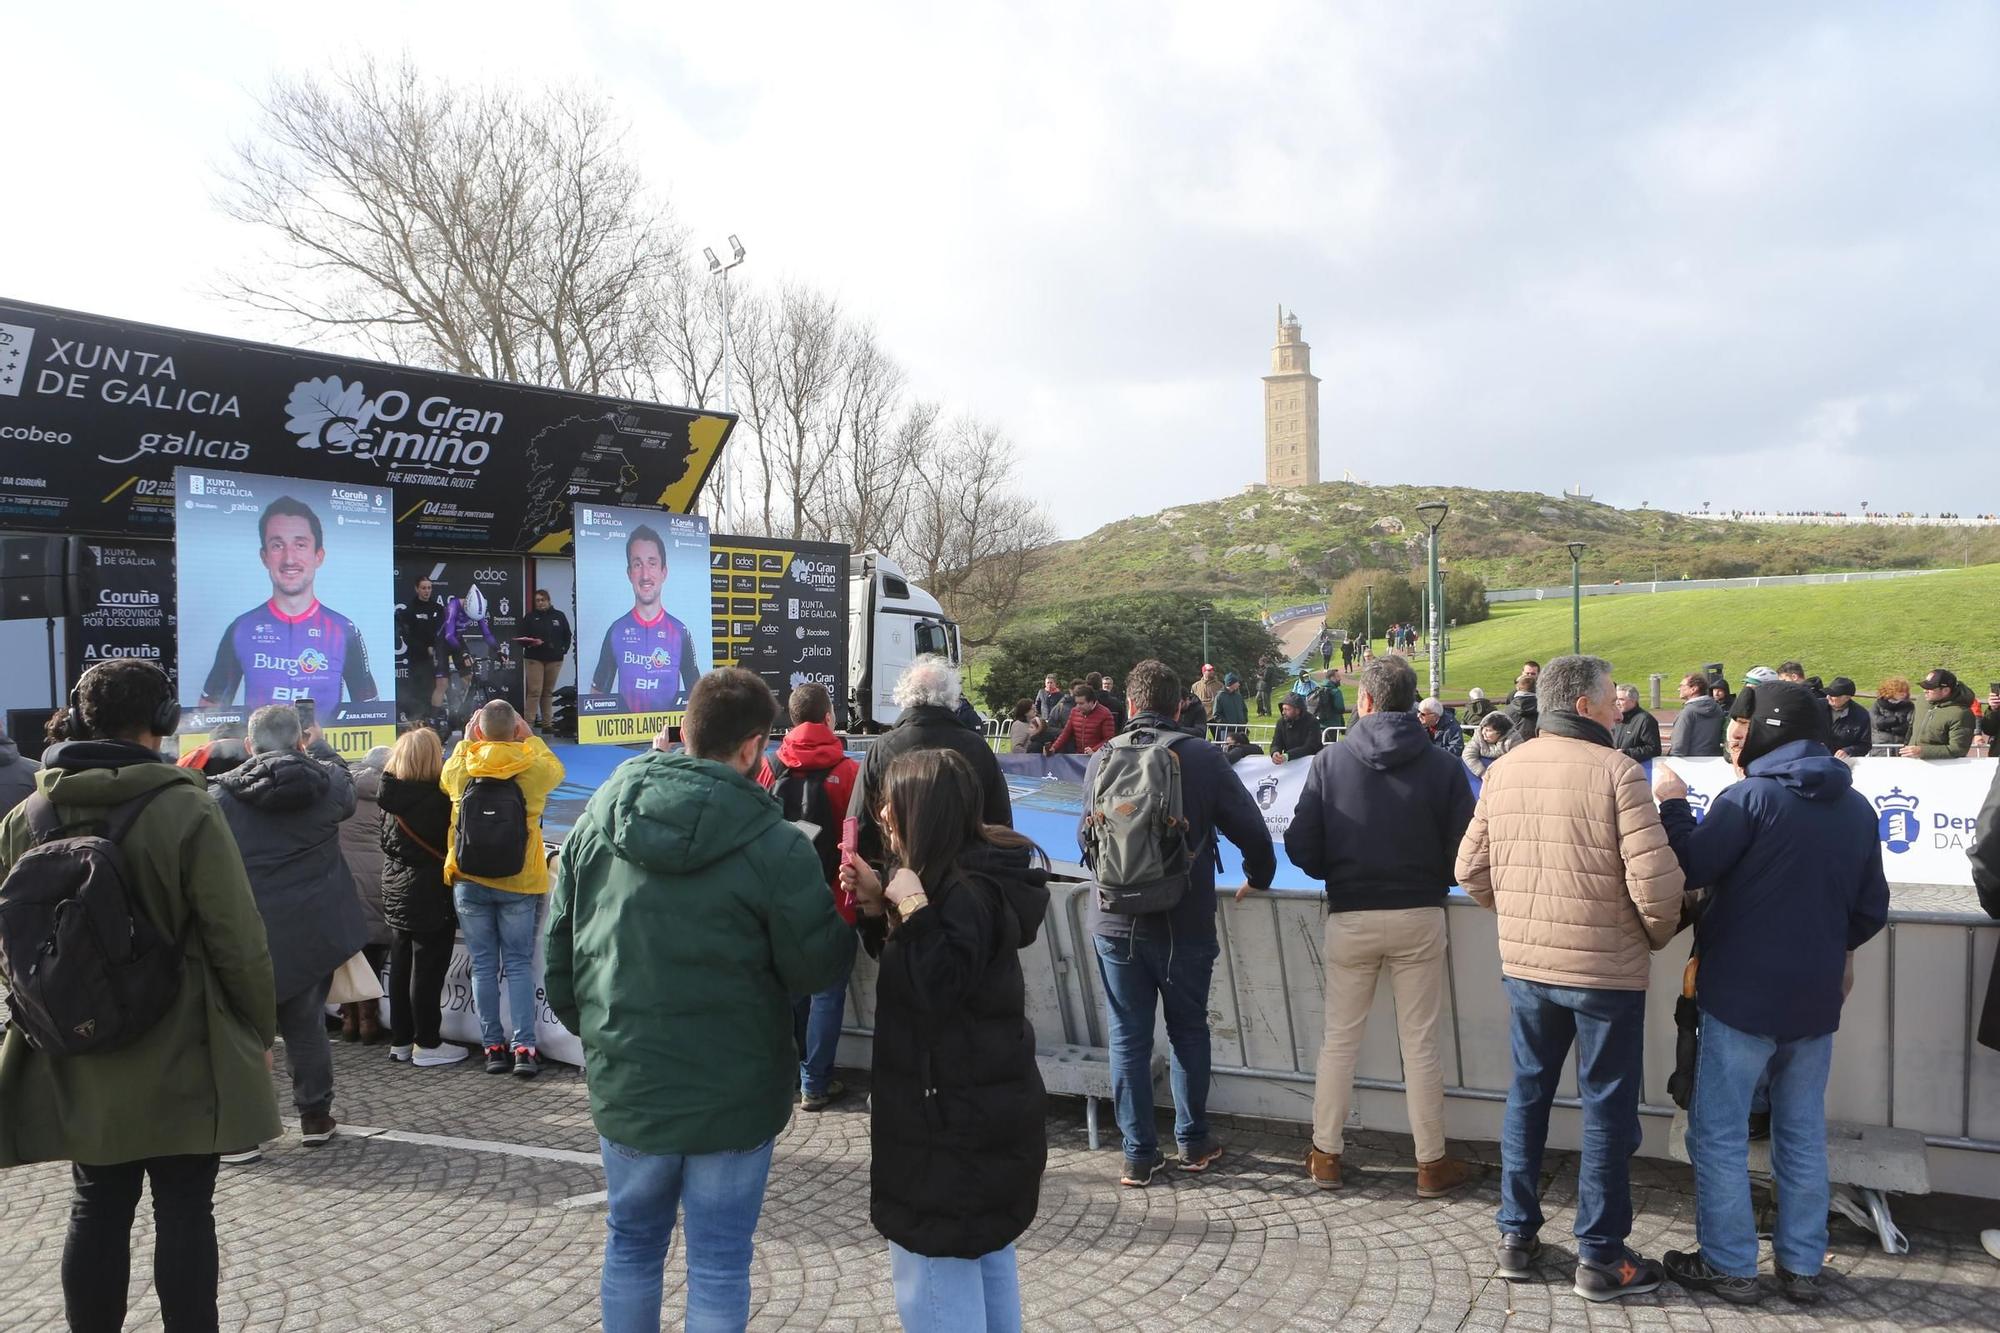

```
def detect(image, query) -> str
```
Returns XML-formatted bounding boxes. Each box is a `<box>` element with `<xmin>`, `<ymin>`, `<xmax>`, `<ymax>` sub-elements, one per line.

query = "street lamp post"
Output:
<box><xmin>1198</xmin><ymin>601</ymin><xmax>1214</xmax><ymax>669</ymax></box>
<box><xmin>703</xmin><ymin>235</ymin><xmax>748</xmax><ymax>409</ymax></box>
<box><xmin>1567</xmin><ymin>542</ymin><xmax>1587</xmax><ymax>655</ymax></box>
<box><xmin>1364</xmin><ymin>584</ymin><xmax>1374</xmax><ymax>653</ymax></box>
<box><xmin>1416</xmin><ymin>500</ymin><xmax>1449</xmax><ymax>700</ymax></box>
<box><xmin>703</xmin><ymin>235</ymin><xmax>747</xmax><ymax>520</ymax></box>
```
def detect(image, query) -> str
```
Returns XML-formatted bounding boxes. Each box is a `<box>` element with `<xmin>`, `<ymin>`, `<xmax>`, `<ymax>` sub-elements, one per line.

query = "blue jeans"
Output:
<box><xmin>1689</xmin><ymin>1011</ymin><xmax>1833</xmax><ymax>1278</ymax></box>
<box><xmin>1498</xmin><ymin>978</ymin><xmax>1646</xmax><ymax>1264</ymax></box>
<box><xmin>889</xmin><ymin>1240</ymin><xmax>1021</xmax><ymax>1333</ymax></box>
<box><xmin>792</xmin><ymin>965</ymin><xmax>851</xmax><ymax>1097</ymax></box>
<box><xmin>599</xmin><ymin>1135</ymin><xmax>775</xmax><ymax>1333</ymax></box>
<box><xmin>453</xmin><ymin>880</ymin><xmax>541</xmax><ymax>1051</ymax></box>
<box><xmin>1094</xmin><ymin>930</ymin><xmax>1220</xmax><ymax>1160</ymax></box>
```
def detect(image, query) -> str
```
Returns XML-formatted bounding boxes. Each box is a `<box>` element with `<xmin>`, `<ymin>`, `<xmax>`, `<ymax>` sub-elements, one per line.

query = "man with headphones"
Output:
<box><xmin>0</xmin><ymin>657</ymin><xmax>280</xmax><ymax>1330</ymax></box>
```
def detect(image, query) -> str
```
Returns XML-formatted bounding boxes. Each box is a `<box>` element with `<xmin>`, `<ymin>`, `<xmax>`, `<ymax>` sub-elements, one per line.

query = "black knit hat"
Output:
<box><xmin>1826</xmin><ymin>676</ymin><xmax>1857</xmax><ymax>698</ymax></box>
<box><xmin>1737</xmin><ymin>679</ymin><xmax>1831</xmax><ymax>768</ymax></box>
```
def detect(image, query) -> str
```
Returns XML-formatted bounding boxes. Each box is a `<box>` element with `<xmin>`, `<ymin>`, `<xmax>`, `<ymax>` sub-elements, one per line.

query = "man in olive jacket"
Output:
<box><xmin>545</xmin><ymin>667</ymin><xmax>854</xmax><ymax>1332</ymax></box>
<box><xmin>1902</xmin><ymin>668</ymin><xmax>1976</xmax><ymax>759</ymax></box>
<box><xmin>0</xmin><ymin>659</ymin><xmax>280</xmax><ymax>1331</ymax></box>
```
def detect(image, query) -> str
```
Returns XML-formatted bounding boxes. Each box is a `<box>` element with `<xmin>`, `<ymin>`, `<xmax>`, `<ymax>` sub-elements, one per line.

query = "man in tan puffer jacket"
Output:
<box><xmin>1456</xmin><ymin>654</ymin><xmax>1684</xmax><ymax>1303</ymax></box>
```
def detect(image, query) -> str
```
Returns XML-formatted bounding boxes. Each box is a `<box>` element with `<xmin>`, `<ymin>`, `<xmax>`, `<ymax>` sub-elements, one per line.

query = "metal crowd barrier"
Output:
<box><xmin>839</xmin><ymin>882</ymin><xmax>2000</xmax><ymax>1203</ymax></box>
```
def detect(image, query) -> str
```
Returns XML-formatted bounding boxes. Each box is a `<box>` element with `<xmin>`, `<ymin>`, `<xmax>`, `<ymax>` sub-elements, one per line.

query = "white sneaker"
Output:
<box><xmin>220</xmin><ymin>1148</ymin><xmax>263</xmax><ymax>1165</ymax></box>
<box><xmin>389</xmin><ymin>1044</ymin><xmax>413</xmax><ymax>1063</ymax></box>
<box><xmin>414</xmin><ymin>1043</ymin><xmax>470</xmax><ymax>1067</ymax></box>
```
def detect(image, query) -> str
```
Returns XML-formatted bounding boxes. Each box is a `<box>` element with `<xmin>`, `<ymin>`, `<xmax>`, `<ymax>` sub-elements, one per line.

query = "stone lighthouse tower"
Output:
<box><xmin>1263</xmin><ymin>307</ymin><xmax>1320</xmax><ymax>488</ymax></box>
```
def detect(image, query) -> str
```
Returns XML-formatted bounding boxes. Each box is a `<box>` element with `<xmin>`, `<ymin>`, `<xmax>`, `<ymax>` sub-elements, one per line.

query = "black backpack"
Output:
<box><xmin>454</xmin><ymin>776</ymin><xmax>530</xmax><ymax>879</ymax></box>
<box><xmin>770</xmin><ymin>763</ymin><xmax>841</xmax><ymax>885</ymax></box>
<box><xmin>0</xmin><ymin>785</ymin><xmax>182</xmax><ymax>1056</ymax></box>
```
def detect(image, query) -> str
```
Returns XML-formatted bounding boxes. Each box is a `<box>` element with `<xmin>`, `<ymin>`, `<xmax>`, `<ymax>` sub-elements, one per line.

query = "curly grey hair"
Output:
<box><xmin>891</xmin><ymin>654</ymin><xmax>962</xmax><ymax>711</ymax></box>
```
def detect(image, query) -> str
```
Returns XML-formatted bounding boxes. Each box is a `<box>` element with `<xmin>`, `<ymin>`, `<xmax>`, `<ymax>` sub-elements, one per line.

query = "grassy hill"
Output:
<box><xmin>1015</xmin><ymin>482</ymin><xmax>2000</xmax><ymax>623</ymax></box>
<box><xmin>1429</xmin><ymin>565</ymin><xmax>2000</xmax><ymax>699</ymax></box>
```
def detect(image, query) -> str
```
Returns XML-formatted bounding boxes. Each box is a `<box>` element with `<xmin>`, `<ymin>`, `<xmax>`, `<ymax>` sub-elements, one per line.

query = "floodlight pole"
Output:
<box><xmin>1568</xmin><ymin>542</ymin><xmax>1588</xmax><ymax>655</ymax></box>
<box><xmin>1417</xmin><ymin>501</ymin><xmax>1450</xmax><ymax>699</ymax></box>
<box><xmin>704</xmin><ymin>235</ymin><xmax>747</xmax><ymax>520</ymax></box>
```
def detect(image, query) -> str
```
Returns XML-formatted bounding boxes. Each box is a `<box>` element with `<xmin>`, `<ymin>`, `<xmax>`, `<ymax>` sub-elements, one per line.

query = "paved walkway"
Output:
<box><xmin>2</xmin><ymin>1040</ymin><xmax>1997</xmax><ymax>1330</ymax></box>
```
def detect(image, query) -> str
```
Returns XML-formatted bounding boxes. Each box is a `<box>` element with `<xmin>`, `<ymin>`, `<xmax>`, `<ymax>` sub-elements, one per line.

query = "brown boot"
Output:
<box><xmin>339</xmin><ymin>1004</ymin><xmax>360</xmax><ymax>1042</ymax></box>
<box><xmin>357</xmin><ymin>1002</ymin><xmax>386</xmax><ymax>1045</ymax></box>
<box><xmin>1416</xmin><ymin>1155</ymin><xmax>1470</xmax><ymax>1198</ymax></box>
<box><xmin>1306</xmin><ymin>1147</ymin><xmax>1342</xmax><ymax>1189</ymax></box>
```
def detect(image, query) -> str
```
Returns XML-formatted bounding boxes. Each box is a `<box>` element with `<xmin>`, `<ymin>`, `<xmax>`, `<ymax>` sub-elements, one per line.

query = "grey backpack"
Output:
<box><xmin>1083</xmin><ymin>728</ymin><xmax>1193</xmax><ymax>915</ymax></box>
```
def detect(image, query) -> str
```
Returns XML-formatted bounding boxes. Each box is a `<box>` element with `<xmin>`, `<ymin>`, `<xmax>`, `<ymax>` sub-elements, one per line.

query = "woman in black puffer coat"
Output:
<box><xmin>376</xmin><ymin>727</ymin><xmax>464</xmax><ymax>1065</ymax></box>
<box><xmin>839</xmin><ymin>747</ymin><xmax>1049</xmax><ymax>1333</ymax></box>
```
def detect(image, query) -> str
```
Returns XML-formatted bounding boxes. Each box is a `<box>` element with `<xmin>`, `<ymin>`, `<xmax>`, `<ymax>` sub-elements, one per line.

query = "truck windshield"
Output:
<box><xmin>915</xmin><ymin>620</ymin><xmax>953</xmax><ymax>660</ymax></box>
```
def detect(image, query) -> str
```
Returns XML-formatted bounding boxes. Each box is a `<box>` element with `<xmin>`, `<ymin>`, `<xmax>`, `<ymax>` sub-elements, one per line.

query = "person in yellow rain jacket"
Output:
<box><xmin>441</xmin><ymin>698</ymin><xmax>566</xmax><ymax>1077</ymax></box>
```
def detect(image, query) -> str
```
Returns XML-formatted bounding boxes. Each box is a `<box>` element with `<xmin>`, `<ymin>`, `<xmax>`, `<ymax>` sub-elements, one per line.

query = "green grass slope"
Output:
<box><xmin>1018</xmin><ymin>482</ymin><xmax>2000</xmax><ymax>624</ymax></box>
<box><xmin>1432</xmin><ymin>565</ymin><xmax>2000</xmax><ymax>698</ymax></box>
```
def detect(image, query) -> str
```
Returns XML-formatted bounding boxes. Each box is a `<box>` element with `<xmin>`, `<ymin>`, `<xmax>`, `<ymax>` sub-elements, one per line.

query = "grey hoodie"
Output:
<box><xmin>1670</xmin><ymin>693</ymin><xmax>1728</xmax><ymax>758</ymax></box>
<box><xmin>0</xmin><ymin>736</ymin><xmax>40</xmax><ymax>820</ymax></box>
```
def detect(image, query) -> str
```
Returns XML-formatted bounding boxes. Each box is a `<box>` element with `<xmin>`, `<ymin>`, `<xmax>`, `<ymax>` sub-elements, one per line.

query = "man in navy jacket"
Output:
<box><xmin>1079</xmin><ymin>659</ymin><xmax>1275</xmax><ymax>1188</ymax></box>
<box><xmin>1286</xmin><ymin>656</ymin><xmax>1475</xmax><ymax>1196</ymax></box>
<box><xmin>1653</xmin><ymin>681</ymin><xmax>1888</xmax><ymax>1306</ymax></box>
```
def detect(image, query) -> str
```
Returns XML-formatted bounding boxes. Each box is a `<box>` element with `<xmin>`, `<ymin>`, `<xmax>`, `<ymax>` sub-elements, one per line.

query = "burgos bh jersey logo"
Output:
<box><xmin>298</xmin><ymin>648</ymin><xmax>330</xmax><ymax>676</ymax></box>
<box><xmin>1874</xmin><ymin>787</ymin><xmax>1920</xmax><ymax>853</ymax></box>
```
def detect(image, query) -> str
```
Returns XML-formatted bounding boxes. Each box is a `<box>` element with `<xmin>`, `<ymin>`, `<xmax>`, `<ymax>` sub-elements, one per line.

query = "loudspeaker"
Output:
<box><xmin>0</xmin><ymin>536</ymin><xmax>67</xmax><ymax>620</ymax></box>
<box><xmin>6</xmin><ymin>707</ymin><xmax>55</xmax><ymax>759</ymax></box>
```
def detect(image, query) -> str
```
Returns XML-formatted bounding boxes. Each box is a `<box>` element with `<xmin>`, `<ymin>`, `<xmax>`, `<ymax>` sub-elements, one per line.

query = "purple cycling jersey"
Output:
<box><xmin>201</xmin><ymin>599</ymin><xmax>380</xmax><ymax>708</ymax></box>
<box><xmin>590</xmin><ymin>608</ymin><xmax>701</xmax><ymax>713</ymax></box>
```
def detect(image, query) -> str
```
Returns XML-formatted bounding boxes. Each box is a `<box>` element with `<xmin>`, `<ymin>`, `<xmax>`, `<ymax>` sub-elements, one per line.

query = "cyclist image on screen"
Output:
<box><xmin>199</xmin><ymin>496</ymin><xmax>381</xmax><ymax>709</ymax></box>
<box><xmin>589</xmin><ymin>523</ymin><xmax>702</xmax><ymax>713</ymax></box>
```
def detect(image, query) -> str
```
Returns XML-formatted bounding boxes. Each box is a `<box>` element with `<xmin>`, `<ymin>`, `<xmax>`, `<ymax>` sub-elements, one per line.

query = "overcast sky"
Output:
<box><xmin>6</xmin><ymin>3</ymin><xmax>1994</xmax><ymax>537</ymax></box>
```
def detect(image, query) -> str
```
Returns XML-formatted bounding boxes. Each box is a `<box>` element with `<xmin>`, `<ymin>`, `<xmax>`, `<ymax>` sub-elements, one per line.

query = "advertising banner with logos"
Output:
<box><xmin>391</xmin><ymin>554</ymin><xmax>526</xmax><ymax>722</ymax></box>
<box><xmin>574</xmin><ymin>504</ymin><xmax>710</xmax><ymax>745</ymax></box>
<box><xmin>708</xmin><ymin>533</ymin><xmax>850</xmax><ymax>727</ymax></box>
<box><xmin>998</xmin><ymin>751</ymin><xmax>1994</xmax><ymax>889</ymax></box>
<box><xmin>173</xmin><ymin>468</ymin><xmax>396</xmax><ymax>759</ymax></box>
<box><xmin>1659</xmin><ymin>756</ymin><xmax>1993</xmax><ymax>889</ymax></box>
<box><xmin>65</xmin><ymin>538</ymin><xmax>176</xmax><ymax>688</ymax></box>
<box><xmin>0</xmin><ymin>298</ymin><xmax>729</xmax><ymax>553</ymax></box>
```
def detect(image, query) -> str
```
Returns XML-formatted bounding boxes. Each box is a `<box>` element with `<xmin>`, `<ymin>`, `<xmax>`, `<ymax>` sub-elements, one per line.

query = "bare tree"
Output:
<box><xmin>766</xmin><ymin>284</ymin><xmax>847</xmax><ymax>540</ymax></box>
<box><xmin>826</xmin><ymin>327</ymin><xmax>918</xmax><ymax>553</ymax></box>
<box><xmin>219</xmin><ymin>57</ymin><xmax>677</xmax><ymax>394</ymax></box>
<box><xmin>648</xmin><ymin>248</ymin><xmax>726</xmax><ymax>409</ymax></box>
<box><xmin>902</xmin><ymin>416</ymin><xmax>1057</xmax><ymax>645</ymax></box>
<box><xmin>725</xmin><ymin>291</ymin><xmax>783</xmax><ymax>535</ymax></box>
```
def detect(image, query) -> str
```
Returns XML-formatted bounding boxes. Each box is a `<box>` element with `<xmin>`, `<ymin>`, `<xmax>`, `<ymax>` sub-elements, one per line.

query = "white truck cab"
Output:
<box><xmin>848</xmin><ymin>550</ymin><xmax>960</xmax><ymax>730</ymax></box>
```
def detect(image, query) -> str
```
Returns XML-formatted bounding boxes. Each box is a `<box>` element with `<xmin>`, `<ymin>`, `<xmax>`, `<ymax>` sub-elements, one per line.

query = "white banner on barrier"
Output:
<box><xmin>1231</xmin><ymin>755</ymin><xmax>1315</xmax><ymax>850</ymax></box>
<box><xmin>1657</xmin><ymin>757</ymin><xmax>1994</xmax><ymax>888</ymax></box>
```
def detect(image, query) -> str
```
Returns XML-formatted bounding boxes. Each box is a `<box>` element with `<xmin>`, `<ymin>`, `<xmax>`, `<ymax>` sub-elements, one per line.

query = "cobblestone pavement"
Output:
<box><xmin>2</xmin><ymin>1039</ymin><xmax>1997</xmax><ymax>1330</ymax></box>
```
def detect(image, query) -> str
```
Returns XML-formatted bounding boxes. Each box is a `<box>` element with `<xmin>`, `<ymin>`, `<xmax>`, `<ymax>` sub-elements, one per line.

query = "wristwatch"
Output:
<box><xmin>893</xmin><ymin>892</ymin><xmax>930</xmax><ymax>921</ymax></box>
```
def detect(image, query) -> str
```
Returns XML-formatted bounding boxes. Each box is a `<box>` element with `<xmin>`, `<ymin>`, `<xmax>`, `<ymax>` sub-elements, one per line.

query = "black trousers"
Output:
<box><xmin>389</xmin><ymin>924</ymin><xmax>458</xmax><ymax>1048</ymax></box>
<box><xmin>65</xmin><ymin>1154</ymin><xmax>221</xmax><ymax>1333</ymax></box>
